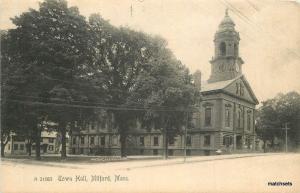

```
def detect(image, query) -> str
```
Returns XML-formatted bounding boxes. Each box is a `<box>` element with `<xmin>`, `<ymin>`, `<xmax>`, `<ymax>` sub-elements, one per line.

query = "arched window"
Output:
<box><xmin>220</xmin><ymin>42</ymin><xmax>226</xmax><ymax>56</ymax></box>
<box><xmin>234</xmin><ymin>43</ymin><xmax>238</xmax><ymax>56</ymax></box>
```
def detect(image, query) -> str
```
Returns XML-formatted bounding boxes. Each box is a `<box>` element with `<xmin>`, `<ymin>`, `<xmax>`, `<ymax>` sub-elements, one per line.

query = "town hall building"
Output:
<box><xmin>69</xmin><ymin>10</ymin><xmax>259</xmax><ymax>156</ymax></box>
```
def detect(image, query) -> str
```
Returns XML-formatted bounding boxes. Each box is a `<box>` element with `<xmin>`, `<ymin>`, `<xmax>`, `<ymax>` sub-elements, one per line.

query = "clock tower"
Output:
<box><xmin>208</xmin><ymin>9</ymin><xmax>244</xmax><ymax>83</ymax></box>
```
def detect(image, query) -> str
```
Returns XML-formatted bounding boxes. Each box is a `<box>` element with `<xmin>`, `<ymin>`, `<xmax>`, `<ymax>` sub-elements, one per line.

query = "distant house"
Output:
<box><xmin>4</xmin><ymin>131</ymin><xmax>61</xmax><ymax>155</ymax></box>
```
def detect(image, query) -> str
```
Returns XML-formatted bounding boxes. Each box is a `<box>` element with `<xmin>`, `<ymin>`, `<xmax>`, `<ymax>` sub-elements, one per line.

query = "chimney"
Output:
<box><xmin>193</xmin><ymin>70</ymin><xmax>202</xmax><ymax>91</ymax></box>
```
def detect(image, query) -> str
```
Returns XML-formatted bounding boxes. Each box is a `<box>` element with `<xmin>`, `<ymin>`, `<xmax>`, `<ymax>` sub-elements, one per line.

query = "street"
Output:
<box><xmin>1</xmin><ymin>153</ymin><xmax>299</xmax><ymax>193</ymax></box>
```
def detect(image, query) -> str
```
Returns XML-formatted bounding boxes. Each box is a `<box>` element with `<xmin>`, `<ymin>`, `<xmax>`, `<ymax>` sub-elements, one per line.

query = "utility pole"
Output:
<box><xmin>282</xmin><ymin>123</ymin><xmax>290</xmax><ymax>153</ymax></box>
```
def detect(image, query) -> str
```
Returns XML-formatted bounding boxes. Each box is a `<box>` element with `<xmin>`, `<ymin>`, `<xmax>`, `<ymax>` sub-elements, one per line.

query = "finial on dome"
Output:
<box><xmin>225</xmin><ymin>8</ymin><xmax>229</xmax><ymax>16</ymax></box>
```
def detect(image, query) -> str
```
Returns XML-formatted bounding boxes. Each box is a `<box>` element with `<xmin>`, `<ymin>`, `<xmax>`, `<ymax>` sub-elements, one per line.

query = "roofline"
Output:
<box><xmin>201</xmin><ymin>89</ymin><xmax>258</xmax><ymax>105</ymax></box>
<box><xmin>217</xmin><ymin>74</ymin><xmax>259</xmax><ymax>104</ymax></box>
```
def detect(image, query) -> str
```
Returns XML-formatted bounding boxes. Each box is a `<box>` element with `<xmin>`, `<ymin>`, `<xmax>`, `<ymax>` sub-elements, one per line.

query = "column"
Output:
<box><xmin>233</xmin><ymin>133</ymin><xmax>236</xmax><ymax>151</ymax></box>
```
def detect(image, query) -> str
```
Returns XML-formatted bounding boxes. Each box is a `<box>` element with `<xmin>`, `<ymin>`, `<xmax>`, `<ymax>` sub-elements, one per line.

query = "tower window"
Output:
<box><xmin>220</xmin><ymin>42</ymin><xmax>226</xmax><ymax>56</ymax></box>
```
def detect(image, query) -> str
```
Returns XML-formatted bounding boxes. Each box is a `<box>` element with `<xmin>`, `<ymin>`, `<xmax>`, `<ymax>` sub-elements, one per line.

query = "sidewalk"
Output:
<box><xmin>117</xmin><ymin>153</ymin><xmax>284</xmax><ymax>170</ymax></box>
<box><xmin>1</xmin><ymin>152</ymin><xmax>284</xmax><ymax>170</ymax></box>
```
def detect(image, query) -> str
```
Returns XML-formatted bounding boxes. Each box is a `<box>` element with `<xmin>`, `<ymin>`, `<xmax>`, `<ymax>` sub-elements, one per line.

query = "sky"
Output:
<box><xmin>0</xmin><ymin>0</ymin><xmax>300</xmax><ymax>103</ymax></box>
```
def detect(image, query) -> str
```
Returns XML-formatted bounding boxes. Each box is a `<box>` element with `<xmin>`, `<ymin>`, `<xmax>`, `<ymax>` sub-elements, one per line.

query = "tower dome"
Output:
<box><xmin>215</xmin><ymin>9</ymin><xmax>238</xmax><ymax>37</ymax></box>
<box><xmin>219</xmin><ymin>9</ymin><xmax>235</xmax><ymax>27</ymax></box>
<box><xmin>208</xmin><ymin>9</ymin><xmax>244</xmax><ymax>83</ymax></box>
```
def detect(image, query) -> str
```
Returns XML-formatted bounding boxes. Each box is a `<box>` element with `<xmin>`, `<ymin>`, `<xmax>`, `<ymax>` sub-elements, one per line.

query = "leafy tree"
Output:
<box><xmin>6</xmin><ymin>0</ymin><xmax>97</xmax><ymax>159</ymax></box>
<box><xmin>88</xmin><ymin>15</ymin><xmax>149</xmax><ymax>157</ymax></box>
<box><xmin>256</xmin><ymin>91</ymin><xmax>300</xmax><ymax>151</ymax></box>
<box><xmin>126</xmin><ymin>37</ymin><xmax>200</xmax><ymax>158</ymax></box>
<box><xmin>88</xmin><ymin>15</ymin><xmax>199</xmax><ymax>157</ymax></box>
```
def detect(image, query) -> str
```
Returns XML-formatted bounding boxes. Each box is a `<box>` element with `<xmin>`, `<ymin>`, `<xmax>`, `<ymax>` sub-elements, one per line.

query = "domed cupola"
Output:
<box><xmin>218</xmin><ymin>9</ymin><xmax>235</xmax><ymax>31</ymax></box>
<box><xmin>208</xmin><ymin>9</ymin><xmax>244</xmax><ymax>83</ymax></box>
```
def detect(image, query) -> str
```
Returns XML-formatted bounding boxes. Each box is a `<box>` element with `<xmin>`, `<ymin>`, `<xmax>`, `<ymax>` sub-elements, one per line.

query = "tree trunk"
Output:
<box><xmin>1</xmin><ymin>142</ymin><xmax>6</xmax><ymax>157</ymax></box>
<box><xmin>271</xmin><ymin>138</ymin><xmax>274</xmax><ymax>152</ymax></box>
<box><xmin>120</xmin><ymin>132</ymin><xmax>127</xmax><ymax>158</ymax></box>
<box><xmin>163</xmin><ymin>129</ymin><xmax>168</xmax><ymax>160</ymax></box>
<box><xmin>35</xmin><ymin>128</ymin><xmax>41</xmax><ymax>160</ymax></box>
<box><xmin>1</xmin><ymin>133</ymin><xmax>9</xmax><ymax>158</ymax></box>
<box><xmin>27</xmin><ymin>141</ymin><xmax>32</xmax><ymax>156</ymax></box>
<box><xmin>60</xmin><ymin>126</ymin><xmax>67</xmax><ymax>159</ymax></box>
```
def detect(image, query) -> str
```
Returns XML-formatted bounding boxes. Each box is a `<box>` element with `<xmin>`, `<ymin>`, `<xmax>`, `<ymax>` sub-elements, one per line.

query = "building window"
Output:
<box><xmin>205</xmin><ymin>108</ymin><xmax>212</xmax><ymax>126</ymax></box>
<box><xmin>80</xmin><ymin>148</ymin><xmax>84</xmax><ymax>154</ymax></box>
<box><xmin>90</xmin><ymin>136</ymin><xmax>94</xmax><ymax>145</ymax></box>
<box><xmin>168</xmin><ymin>137</ymin><xmax>174</xmax><ymax>146</ymax></box>
<box><xmin>153</xmin><ymin>149</ymin><xmax>158</xmax><ymax>155</ymax></box>
<box><xmin>49</xmin><ymin>138</ymin><xmax>54</xmax><ymax>143</ymax></box>
<box><xmin>237</xmin><ymin>110</ymin><xmax>242</xmax><ymax>128</ymax></box>
<box><xmin>186</xmin><ymin>135</ymin><xmax>191</xmax><ymax>146</ymax></box>
<box><xmin>153</xmin><ymin>136</ymin><xmax>159</xmax><ymax>146</ymax></box>
<box><xmin>100</xmin><ymin>136</ymin><xmax>105</xmax><ymax>146</ymax></box>
<box><xmin>140</xmin><ymin>149</ymin><xmax>144</xmax><ymax>155</ymax></box>
<box><xmin>101</xmin><ymin>119</ymin><xmax>106</xmax><ymax>129</ymax></box>
<box><xmin>223</xmin><ymin>135</ymin><xmax>233</xmax><ymax>147</ymax></box>
<box><xmin>91</xmin><ymin>122</ymin><xmax>95</xmax><ymax>130</ymax></box>
<box><xmin>112</xmin><ymin>136</ymin><xmax>118</xmax><ymax>146</ymax></box>
<box><xmin>20</xmin><ymin>144</ymin><xmax>24</xmax><ymax>150</ymax></box>
<box><xmin>80</xmin><ymin>136</ymin><xmax>85</xmax><ymax>145</ymax></box>
<box><xmin>48</xmin><ymin>145</ymin><xmax>54</xmax><ymax>151</ymax></box>
<box><xmin>204</xmin><ymin>135</ymin><xmax>211</xmax><ymax>146</ymax></box>
<box><xmin>14</xmin><ymin>144</ymin><xmax>18</xmax><ymax>150</ymax></box>
<box><xmin>72</xmin><ymin>137</ymin><xmax>76</xmax><ymax>145</ymax></box>
<box><xmin>8</xmin><ymin>144</ymin><xmax>10</xmax><ymax>150</ymax></box>
<box><xmin>225</xmin><ymin>108</ymin><xmax>230</xmax><ymax>127</ymax></box>
<box><xmin>168</xmin><ymin>149</ymin><xmax>174</xmax><ymax>156</ymax></box>
<box><xmin>247</xmin><ymin>113</ymin><xmax>251</xmax><ymax>130</ymax></box>
<box><xmin>139</xmin><ymin>136</ymin><xmax>144</xmax><ymax>146</ymax></box>
<box><xmin>220</xmin><ymin>42</ymin><xmax>226</xmax><ymax>56</ymax></box>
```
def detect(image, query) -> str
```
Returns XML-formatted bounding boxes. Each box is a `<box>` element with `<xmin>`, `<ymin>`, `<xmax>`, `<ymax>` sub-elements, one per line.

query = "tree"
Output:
<box><xmin>256</xmin><ymin>91</ymin><xmax>300</xmax><ymax>152</ymax></box>
<box><xmin>88</xmin><ymin>15</ymin><xmax>199</xmax><ymax>157</ymax></box>
<box><xmin>1</xmin><ymin>30</ymin><xmax>40</xmax><ymax>158</ymax></box>
<box><xmin>7</xmin><ymin>0</ymin><xmax>97</xmax><ymax>159</ymax></box>
<box><xmin>126</xmin><ymin>37</ymin><xmax>200</xmax><ymax>158</ymax></box>
<box><xmin>88</xmin><ymin>15</ymin><xmax>152</xmax><ymax>157</ymax></box>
